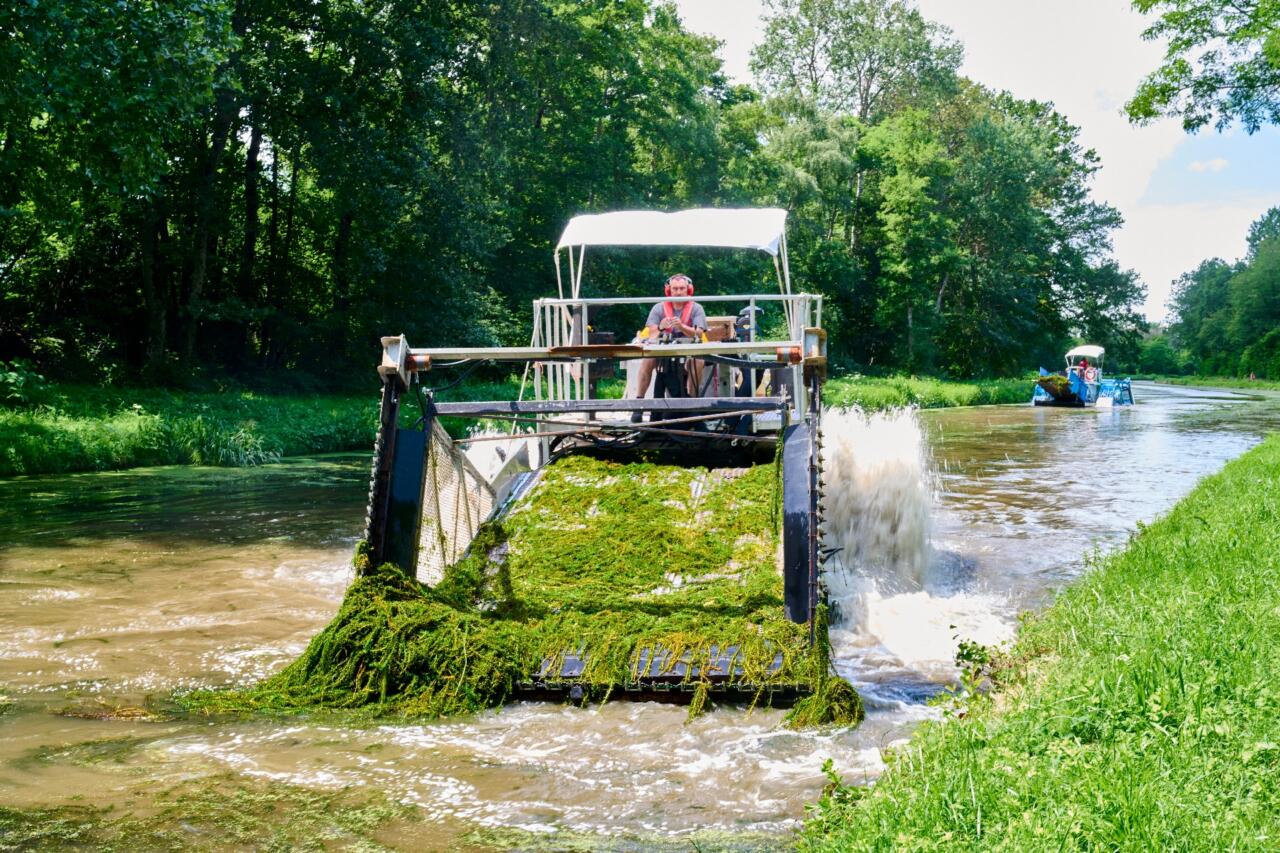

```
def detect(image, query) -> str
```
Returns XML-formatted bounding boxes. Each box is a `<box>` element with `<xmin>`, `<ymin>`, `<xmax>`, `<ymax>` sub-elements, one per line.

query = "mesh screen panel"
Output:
<box><xmin>417</xmin><ymin>421</ymin><xmax>496</xmax><ymax>585</ymax></box>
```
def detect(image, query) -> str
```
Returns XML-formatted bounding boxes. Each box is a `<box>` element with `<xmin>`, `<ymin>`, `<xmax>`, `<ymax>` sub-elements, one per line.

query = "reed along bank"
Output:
<box><xmin>803</xmin><ymin>433</ymin><xmax>1280</xmax><ymax>851</ymax></box>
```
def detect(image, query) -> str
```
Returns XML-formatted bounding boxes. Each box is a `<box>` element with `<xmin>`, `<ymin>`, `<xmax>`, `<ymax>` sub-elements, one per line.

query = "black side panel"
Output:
<box><xmin>782</xmin><ymin>420</ymin><xmax>817</xmax><ymax>624</ymax></box>
<box><xmin>383</xmin><ymin>426</ymin><xmax>430</xmax><ymax>574</ymax></box>
<box><xmin>364</xmin><ymin>378</ymin><xmax>401</xmax><ymax>571</ymax></box>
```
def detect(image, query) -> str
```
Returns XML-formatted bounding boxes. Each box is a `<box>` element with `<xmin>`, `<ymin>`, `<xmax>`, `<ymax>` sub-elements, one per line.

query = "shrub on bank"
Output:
<box><xmin>0</xmin><ymin>387</ymin><xmax>376</xmax><ymax>477</ymax></box>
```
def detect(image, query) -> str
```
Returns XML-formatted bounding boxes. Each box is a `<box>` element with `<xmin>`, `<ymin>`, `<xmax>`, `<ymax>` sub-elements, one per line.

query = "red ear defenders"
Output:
<box><xmin>664</xmin><ymin>275</ymin><xmax>694</xmax><ymax>296</ymax></box>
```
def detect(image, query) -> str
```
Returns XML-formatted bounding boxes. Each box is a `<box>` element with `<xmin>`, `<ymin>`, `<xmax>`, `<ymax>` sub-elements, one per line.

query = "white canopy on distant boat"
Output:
<box><xmin>1066</xmin><ymin>344</ymin><xmax>1105</xmax><ymax>360</ymax></box>
<box><xmin>556</xmin><ymin>208</ymin><xmax>789</xmax><ymax>256</ymax></box>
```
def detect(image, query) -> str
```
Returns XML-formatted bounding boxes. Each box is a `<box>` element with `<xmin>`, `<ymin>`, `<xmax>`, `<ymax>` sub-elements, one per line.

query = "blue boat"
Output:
<box><xmin>1032</xmin><ymin>345</ymin><xmax>1134</xmax><ymax>407</ymax></box>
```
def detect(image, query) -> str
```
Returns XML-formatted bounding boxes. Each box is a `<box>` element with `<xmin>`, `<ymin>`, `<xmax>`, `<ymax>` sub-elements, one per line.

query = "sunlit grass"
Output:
<box><xmin>824</xmin><ymin>374</ymin><xmax>1029</xmax><ymax>410</ymax></box>
<box><xmin>1140</xmin><ymin>374</ymin><xmax>1280</xmax><ymax>393</ymax></box>
<box><xmin>0</xmin><ymin>379</ymin><xmax>523</xmax><ymax>477</ymax></box>
<box><xmin>802</xmin><ymin>434</ymin><xmax>1280</xmax><ymax>851</ymax></box>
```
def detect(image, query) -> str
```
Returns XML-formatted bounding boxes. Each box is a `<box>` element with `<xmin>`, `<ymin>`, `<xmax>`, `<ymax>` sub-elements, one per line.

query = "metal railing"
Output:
<box><xmin>529</xmin><ymin>293</ymin><xmax>822</xmax><ymax>407</ymax></box>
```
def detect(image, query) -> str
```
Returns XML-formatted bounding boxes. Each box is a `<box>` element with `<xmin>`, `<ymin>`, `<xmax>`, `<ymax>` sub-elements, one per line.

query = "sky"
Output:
<box><xmin>672</xmin><ymin>0</ymin><xmax>1280</xmax><ymax>321</ymax></box>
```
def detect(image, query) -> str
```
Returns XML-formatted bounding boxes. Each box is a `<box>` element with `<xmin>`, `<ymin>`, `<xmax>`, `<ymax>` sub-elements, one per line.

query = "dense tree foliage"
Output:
<box><xmin>1127</xmin><ymin>0</ymin><xmax>1280</xmax><ymax>132</ymax></box>
<box><xmin>1</xmin><ymin>0</ymin><xmax>1142</xmax><ymax>386</ymax></box>
<box><xmin>1165</xmin><ymin>207</ymin><xmax>1280</xmax><ymax>377</ymax></box>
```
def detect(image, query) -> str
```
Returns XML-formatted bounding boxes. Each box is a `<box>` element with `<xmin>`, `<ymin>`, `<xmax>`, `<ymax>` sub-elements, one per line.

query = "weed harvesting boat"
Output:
<box><xmin>349</xmin><ymin>208</ymin><xmax>856</xmax><ymax>722</ymax></box>
<box><xmin>1033</xmin><ymin>345</ymin><xmax>1134</xmax><ymax>408</ymax></box>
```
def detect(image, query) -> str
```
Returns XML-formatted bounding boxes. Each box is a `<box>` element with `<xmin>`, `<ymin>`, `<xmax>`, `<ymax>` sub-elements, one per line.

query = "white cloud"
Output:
<box><xmin>1188</xmin><ymin>158</ymin><xmax>1229</xmax><ymax>173</ymax></box>
<box><xmin>1113</xmin><ymin>197</ymin><xmax>1271</xmax><ymax>319</ymax></box>
<box><xmin>673</xmin><ymin>0</ymin><xmax>1259</xmax><ymax>321</ymax></box>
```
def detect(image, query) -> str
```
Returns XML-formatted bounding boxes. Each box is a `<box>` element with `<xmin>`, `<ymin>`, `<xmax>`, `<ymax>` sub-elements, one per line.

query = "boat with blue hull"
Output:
<box><xmin>1033</xmin><ymin>345</ymin><xmax>1134</xmax><ymax>407</ymax></box>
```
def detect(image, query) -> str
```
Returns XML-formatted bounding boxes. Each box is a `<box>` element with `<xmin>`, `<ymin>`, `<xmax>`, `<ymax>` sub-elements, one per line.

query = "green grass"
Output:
<box><xmin>183</xmin><ymin>455</ymin><xmax>860</xmax><ymax>727</ymax></box>
<box><xmin>1138</xmin><ymin>374</ymin><xmax>1280</xmax><ymax>393</ymax></box>
<box><xmin>0</xmin><ymin>378</ymin><xmax>522</xmax><ymax>478</ymax></box>
<box><xmin>824</xmin><ymin>374</ymin><xmax>1030</xmax><ymax>410</ymax></box>
<box><xmin>802</xmin><ymin>433</ymin><xmax>1280</xmax><ymax>851</ymax></box>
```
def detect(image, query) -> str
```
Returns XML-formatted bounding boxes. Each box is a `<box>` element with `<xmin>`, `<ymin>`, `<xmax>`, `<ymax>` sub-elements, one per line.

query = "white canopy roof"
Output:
<box><xmin>556</xmin><ymin>208</ymin><xmax>788</xmax><ymax>256</ymax></box>
<box><xmin>1066</xmin><ymin>345</ymin><xmax>1105</xmax><ymax>359</ymax></box>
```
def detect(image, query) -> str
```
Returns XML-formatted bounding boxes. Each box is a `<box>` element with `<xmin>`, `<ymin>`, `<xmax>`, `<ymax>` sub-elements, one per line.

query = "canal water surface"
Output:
<box><xmin>1</xmin><ymin>382</ymin><xmax>1276</xmax><ymax>849</ymax></box>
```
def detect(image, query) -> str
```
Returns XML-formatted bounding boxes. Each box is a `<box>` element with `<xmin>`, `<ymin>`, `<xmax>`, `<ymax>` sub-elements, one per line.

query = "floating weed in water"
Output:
<box><xmin>0</xmin><ymin>774</ymin><xmax>415</xmax><ymax>851</ymax></box>
<box><xmin>56</xmin><ymin>697</ymin><xmax>163</xmax><ymax>722</ymax></box>
<box><xmin>184</xmin><ymin>455</ymin><xmax>861</xmax><ymax>728</ymax></box>
<box><xmin>465</xmin><ymin>824</ymin><xmax>790</xmax><ymax>851</ymax></box>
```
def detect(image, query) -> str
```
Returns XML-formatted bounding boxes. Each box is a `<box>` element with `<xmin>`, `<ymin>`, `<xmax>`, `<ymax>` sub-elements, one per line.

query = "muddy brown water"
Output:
<box><xmin>2</xmin><ymin>382</ymin><xmax>1277</xmax><ymax>849</ymax></box>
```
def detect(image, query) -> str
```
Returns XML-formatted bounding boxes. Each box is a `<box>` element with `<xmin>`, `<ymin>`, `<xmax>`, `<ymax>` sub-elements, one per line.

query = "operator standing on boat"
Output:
<box><xmin>631</xmin><ymin>274</ymin><xmax>707</xmax><ymax>421</ymax></box>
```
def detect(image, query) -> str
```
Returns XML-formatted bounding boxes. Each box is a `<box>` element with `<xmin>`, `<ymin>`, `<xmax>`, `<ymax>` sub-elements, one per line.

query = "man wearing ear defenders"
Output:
<box><xmin>631</xmin><ymin>273</ymin><xmax>708</xmax><ymax>422</ymax></box>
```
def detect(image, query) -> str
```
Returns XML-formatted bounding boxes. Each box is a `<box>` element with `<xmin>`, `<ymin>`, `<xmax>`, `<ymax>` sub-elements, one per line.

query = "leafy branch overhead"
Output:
<box><xmin>1127</xmin><ymin>0</ymin><xmax>1280</xmax><ymax>132</ymax></box>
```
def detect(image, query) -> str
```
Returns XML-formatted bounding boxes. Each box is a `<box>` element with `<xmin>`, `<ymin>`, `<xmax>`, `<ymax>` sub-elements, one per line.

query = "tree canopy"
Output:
<box><xmin>1</xmin><ymin>0</ymin><xmax>1144</xmax><ymax>386</ymax></box>
<box><xmin>1165</xmin><ymin>207</ymin><xmax>1280</xmax><ymax>377</ymax></box>
<box><xmin>1127</xmin><ymin>0</ymin><xmax>1280</xmax><ymax>132</ymax></box>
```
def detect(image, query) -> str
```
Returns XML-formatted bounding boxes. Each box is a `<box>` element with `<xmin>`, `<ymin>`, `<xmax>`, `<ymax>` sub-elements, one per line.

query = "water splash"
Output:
<box><xmin>821</xmin><ymin>406</ymin><xmax>934</xmax><ymax>593</ymax></box>
<box><xmin>820</xmin><ymin>406</ymin><xmax>1013</xmax><ymax>685</ymax></box>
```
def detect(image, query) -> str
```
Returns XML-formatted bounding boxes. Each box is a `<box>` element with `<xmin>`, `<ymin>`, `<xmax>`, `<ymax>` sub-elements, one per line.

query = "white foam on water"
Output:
<box><xmin>821</xmin><ymin>407</ymin><xmax>933</xmax><ymax>591</ymax></box>
<box><xmin>820</xmin><ymin>406</ymin><xmax>1015</xmax><ymax>686</ymax></box>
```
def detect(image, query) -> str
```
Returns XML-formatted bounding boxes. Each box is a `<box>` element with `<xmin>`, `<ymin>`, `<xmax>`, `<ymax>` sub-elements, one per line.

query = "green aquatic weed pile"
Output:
<box><xmin>803</xmin><ymin>434</ymin><xmax>1280</xmax><ymax>850</ymax></box>
<box><xmin>1034</xmin><ymin>373</ymin><xmax>1073</xmax><ymax>399</ymax></box>
<box><xmin>824</xmin><ymin>374</ymin><xmax>1028</xmax><ymax>411</ymax></box>
<box><xmin>188</xmin><ymin>455</ymin><xmax>861</xmax><ymax>726</ymax></box>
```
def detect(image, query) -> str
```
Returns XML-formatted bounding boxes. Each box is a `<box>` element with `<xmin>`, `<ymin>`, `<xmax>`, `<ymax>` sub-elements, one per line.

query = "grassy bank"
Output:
<box><xmin>1139</xmin><ymin>374</ymin><xmax>1280</xmax><ymax>393</ymax></box>
<box><xmin>0</xmin><ymin>379</ymin><xmax>521</xmax><ymax>478</ymax></box>
<box><xmin>824</xmin><ymin>374</ymin><xmax>1029</xmax><ymax>410</ymax></box>
<box><xmin>1</xmin><ymin>373</ymin><xmax>1029</xmax><ymax>477</ymax></box>
<box><xmin>803</xmin><ymin>434</ymin><xmax>1280</xmax><ymax>850</ymax></box>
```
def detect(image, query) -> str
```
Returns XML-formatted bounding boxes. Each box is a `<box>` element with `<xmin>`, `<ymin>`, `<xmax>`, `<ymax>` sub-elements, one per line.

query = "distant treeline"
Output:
<box><xmin>1145</xmin><ymin>207</ymin><xmax>1280</xmax><ymax>378</ymax></box>
<box><xmin>1</xmin><ymin>0</ymin><xmax>1144</xmax><ymax>386</ymax></box>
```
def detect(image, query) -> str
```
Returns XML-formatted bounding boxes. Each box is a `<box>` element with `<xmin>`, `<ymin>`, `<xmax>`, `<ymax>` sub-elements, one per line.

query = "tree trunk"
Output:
<box><xmin>239</xmin><ymin>123</ymin><xmax>262</xmax><ymax>301</ymax></box>
<box><xmin>906</xmin><ymin>304</ymin><xmax>914</xmax><ymax>370</ymax></box>
<box><xmin>180</xmin><ymin>89</ymin><xmax>237</xmax><ymax>369</ymax></box>
<box><xmin>140</xmin><ymin>199</ymin><xmax>167</xmax><ymax>375</ymax></box>
<box><xmin>849</xmin><ymin>169</ymin><xmax>863</xmax><ymax>251</ymax></box>
<box><xmin>934</xmin><ymin>271</ymin><xmax>950</xmax><ymax>313</ymax></box>
<box><xmin>266</xmin><ymin>138</ymin><xmax>280</xmax><ymax>301</ymax></box>
<box><xmin>332</xmin><ymin>208</ymin><xmax>354</xmax><ymax>310</ymax></box>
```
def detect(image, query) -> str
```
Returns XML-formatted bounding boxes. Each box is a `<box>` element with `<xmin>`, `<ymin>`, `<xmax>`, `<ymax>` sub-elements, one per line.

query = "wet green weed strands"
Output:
<box><xmin>0</xmin><ymin>775</ymin><xmax>416</xmax><ymax>852</ymax></box>
<box><xmin>803</xmin><ymin>434</ymin><xmax>1280</xmax><ymax>850</ymax></box>
<box><xmin>186</xmin><ymin>455</ymin><xmax>862</xmax><ymax>727</ymax></box>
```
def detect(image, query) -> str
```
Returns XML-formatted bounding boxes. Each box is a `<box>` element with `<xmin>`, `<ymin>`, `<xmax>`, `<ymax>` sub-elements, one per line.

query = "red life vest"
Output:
<box><xmin>661</xmin><ymin>301</ymin><xmax>695</xmax><ymax>326</ymax></box>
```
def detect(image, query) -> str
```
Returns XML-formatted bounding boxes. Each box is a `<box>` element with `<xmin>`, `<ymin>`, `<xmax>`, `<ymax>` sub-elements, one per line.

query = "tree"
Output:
<box><xmin>1247</xmin><ymin>206</ymin><xmax>1280</xmax><ymax>258</ymax></box>
<box><xmin>1127</xmin><ymin>0</ymin><xmax>1280</xmax><ymax>132</ymax></box>
<box><xmin>1138</xmin><ymin>334</ymin><xmax>1183</xmax><ymax>374</ymax></box>
<box><xmin>1</xmin><ymin>0</ymin><xmax>1149</xmax><ymax>386</ymax></box>
<box><xmin>752</xmin><ymin>0</ymin><xmax>961</xmax><ymax>121</ymax></box>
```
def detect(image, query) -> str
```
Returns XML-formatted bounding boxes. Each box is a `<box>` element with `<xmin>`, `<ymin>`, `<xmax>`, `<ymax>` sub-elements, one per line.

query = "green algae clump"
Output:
<box><xmin>186</xmin><ymin>454</ymin><xmax>860</xmax><ymax>726</ymax></box>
